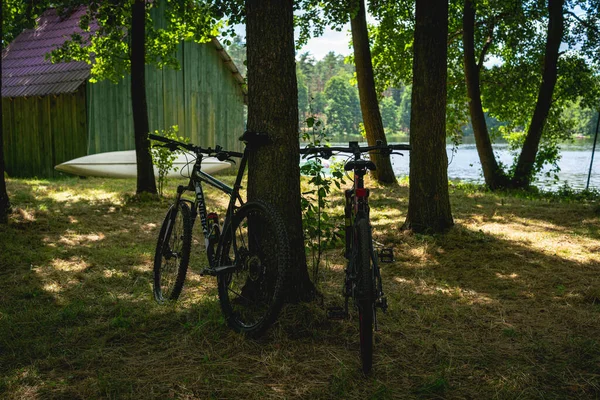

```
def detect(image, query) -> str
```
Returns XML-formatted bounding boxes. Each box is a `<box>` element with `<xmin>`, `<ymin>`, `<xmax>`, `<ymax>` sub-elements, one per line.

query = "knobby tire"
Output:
<box><xmin>216</xmin><ymin>201</ymin><xmax>289</xmax><ymax>337</ymax></box>
<box><xmin>153</xmin><ymin>201</ymin><xmax>192</xmax><ymax>303</ymax></box>
<box><xmin>356</xmin><ymin>217</ymin><xmax>374</xmax><ymax>374</ymax></box>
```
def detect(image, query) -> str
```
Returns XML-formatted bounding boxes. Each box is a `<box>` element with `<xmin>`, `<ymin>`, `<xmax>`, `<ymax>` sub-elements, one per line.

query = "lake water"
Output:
<box><xmin>315</xmin><ymin>140</ymin><xmax>600</xmax><ymax>191</ymax></box>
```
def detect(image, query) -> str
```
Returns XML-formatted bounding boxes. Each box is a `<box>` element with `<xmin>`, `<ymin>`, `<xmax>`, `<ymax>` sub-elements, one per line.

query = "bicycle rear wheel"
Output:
<box><xmin>216</xmin><ymin>201</ymin><xmax>289</xmax><ymax>337</ymax></box>
<box><xmin>153</xmin><ymin>201</ymin><xmax>192</xmax><ymax>303</ymax></box>
<box><xmin>355</xmin><ymin>217</ymin><xmax>374</xmax><ymax>374</ymax></box>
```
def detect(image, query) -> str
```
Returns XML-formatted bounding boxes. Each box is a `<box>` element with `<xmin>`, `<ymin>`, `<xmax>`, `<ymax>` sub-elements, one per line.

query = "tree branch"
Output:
<box><xmin>565</xmin><ymin>11</ymin><xmax>599</xmax><ymax>35</ymax></box>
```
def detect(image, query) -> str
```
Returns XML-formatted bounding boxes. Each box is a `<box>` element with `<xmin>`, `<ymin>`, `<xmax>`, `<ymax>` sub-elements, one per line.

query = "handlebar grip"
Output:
<box><xmin>389</xmin><ymin>144</ymin><xmax>412</xmax><ymax>151</ymax></box>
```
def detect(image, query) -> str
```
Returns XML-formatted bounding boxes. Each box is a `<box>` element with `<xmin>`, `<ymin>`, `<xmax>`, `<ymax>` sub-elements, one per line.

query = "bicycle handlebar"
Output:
<box><xmin>299</xmin><ymin>141</ymin><xmax>411</xmax><ymax>159</ymax></box>
<box><xmin>148</xmin><ymin>134</ymin><xmax>244</xmax><ymax>159</ymax></box>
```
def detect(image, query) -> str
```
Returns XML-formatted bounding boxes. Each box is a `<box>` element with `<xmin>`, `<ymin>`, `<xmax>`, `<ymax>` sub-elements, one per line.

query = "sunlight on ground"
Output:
<box><xmin>58</xmin><ymin>232</ymin><xmax>105</xmax><ymax>247</ymax></box>
<box><xmin>472</xmin><ymin>220</ymin><xmax>600</xmax><ymax>264</ymax></box>
<box><xmin>52</xmin><ymin>257</ymin><xmax>88</xmax><ymax>272</ymax></box>
<box><xmin>47</xmin><ymin>188</ymin><xmax>122</xmax><ymax>204</ymax></box>
<box><xmin>394</xmin><ymin>276</ymin><xmax>495</xmax><ymax>304</ymax></box>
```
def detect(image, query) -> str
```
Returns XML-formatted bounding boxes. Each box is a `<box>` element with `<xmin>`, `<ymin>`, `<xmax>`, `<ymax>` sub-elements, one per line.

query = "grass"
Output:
<box><xmin>1</xmin><ymin>175</ymin><xmax>599</xmax><ymax>399</ymax></box>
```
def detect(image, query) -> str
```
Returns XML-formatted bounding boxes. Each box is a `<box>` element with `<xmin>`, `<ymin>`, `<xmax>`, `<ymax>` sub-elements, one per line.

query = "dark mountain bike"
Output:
<box><xmin>149</xmin><ymin>131</ymin><xmax>289</xmax><ymax>337</ymax></box>
<box><xmin>300</xmin><ymin>141</ymin><xmax>411</xmax><ymax>374</ymax></box>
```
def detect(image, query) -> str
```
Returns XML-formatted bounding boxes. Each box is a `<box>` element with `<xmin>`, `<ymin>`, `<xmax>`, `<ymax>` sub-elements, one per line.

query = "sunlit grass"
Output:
<box><xmin>0</xmin><ymin>175</ymin><xmax>599</xmax><ymax>398</ymax></box>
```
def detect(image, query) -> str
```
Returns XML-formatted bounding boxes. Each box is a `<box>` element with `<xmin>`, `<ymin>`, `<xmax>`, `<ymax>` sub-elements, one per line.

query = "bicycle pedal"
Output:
<box><xmin>376</xmin><ymin>296</ymin><xmax>388</xmax><ymax>313</ymax></box>
<box><xmin>378</xmin><ymin>248</ymin><xmax>394</xmax><ymax>263</ymax></box>
<box><xmin>326</xmin><ymin>306</ymin><xmax>348</xmax><ymax>320</ymax></box>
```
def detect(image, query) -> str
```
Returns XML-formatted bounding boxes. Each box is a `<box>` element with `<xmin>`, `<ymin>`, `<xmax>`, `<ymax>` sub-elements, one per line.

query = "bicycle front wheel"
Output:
<box><xmin>153</xmin><ymin>201</ymin><xmax>192</xmax><ymax>303</ymax></box>
<box><xmin>355</xmin><ymin>217</ymin><xmax>374</xmax><ymax>374</ymax></box>
<box><xmin>216</xmin><ymin>201</ymin><xmax>289</xmax><ymax>337</ymax></box>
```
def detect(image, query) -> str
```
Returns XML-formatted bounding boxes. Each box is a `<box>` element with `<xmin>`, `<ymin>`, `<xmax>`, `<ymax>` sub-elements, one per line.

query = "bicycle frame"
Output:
<box><xmin>171</xmin><ymin>148</ymin><xmax>248</xmax><ymax>270</ymax></box>
<box><xmin>341</xmin><ymin>143</ymin><xmax>387</xmax><ymax>329</ymax></box>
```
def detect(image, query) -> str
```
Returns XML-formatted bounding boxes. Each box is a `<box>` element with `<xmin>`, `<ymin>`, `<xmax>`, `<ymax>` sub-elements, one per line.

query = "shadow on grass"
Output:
<box><xmin>1</xmin><ymin>178</ymin><xmax>599</xmax><ymax>399</ymax></box>
<box><xmin>379</xmin><ymin>223</ymin><xmax>599</xmax><ymax>398</ymax></box>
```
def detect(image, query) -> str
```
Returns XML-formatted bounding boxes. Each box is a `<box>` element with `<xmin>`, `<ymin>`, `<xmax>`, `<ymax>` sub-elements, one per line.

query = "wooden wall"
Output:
<box><xmin>1</xmin><ymin>86</ymin><xmax>87</xmax><ymax>178</ymax></box>
<box><xmin>86</xmin><ymin>41</ymin><xmax>245</xmax><ymax>155</ymax></box>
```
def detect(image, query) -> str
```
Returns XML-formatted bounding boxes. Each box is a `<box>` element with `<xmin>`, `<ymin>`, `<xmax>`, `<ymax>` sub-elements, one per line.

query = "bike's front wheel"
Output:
<box><xmin>216</xmin><ymin>201</ymin><xmax>289</xmax><ymax>337</ymax></box>
<box><xmin>355</xmin><ymin>217</ymin><xmax>374</xmax><ymax>374</ymax></box>
<box><xmin>153</xmin><ymin>201</ymin><xmax>192</xmax><ymax>303</ymax></box>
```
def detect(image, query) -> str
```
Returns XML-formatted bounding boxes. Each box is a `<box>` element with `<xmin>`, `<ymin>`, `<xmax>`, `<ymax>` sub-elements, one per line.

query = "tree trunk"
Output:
<box><xmin>0</xmin><ymin>109</ymin><xmax>10</xmax><ymax>224</ymax></box>
<box><xmin>511</xmin><ymin>0</ymin><xmax>564</xmax><ymax>188</ymax></box>
<box><xmin>245</xmin><ymin>0</ymin><xmax>313</xmax><ymax>301</ymax></box>
<box><xmin>0</xmin><ymin>7</ymin><xmax>9</xmax><ymax>224</ymax></box>
<box><xmin>462</xmin><ymin>0</ymin><xmax>509</xmax><ymax>190</ymax></box>
<box><xmin>402</xmin><ymin>0</ymin><xmax>454</xmax><ymax>233</ymax></box>
<box><xmin>131</xmin><ymin>0</ymin><xmax>157</xmax><ymax>195</ymax></box>
<box><xmin>350</xmin><ymin>0</ymin><xmax>397</xmax><ymax>185</ymax></box>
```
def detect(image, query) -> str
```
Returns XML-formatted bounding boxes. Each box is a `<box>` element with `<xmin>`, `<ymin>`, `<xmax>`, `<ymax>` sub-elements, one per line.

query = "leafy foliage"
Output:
<box><xmin>300</xmin><ymin>114</ymin><xmax>346</xmax><ymax>276</ymax></box>
<box><xmin>150</xmin><ymin>125</ymin><xmax>188</xmax><ymax>196</ymax></box>
<box><xmin>48</xmin><ymin>0</ymin><xmax>221</xmax><ymax>83</ymax></box>
<box><xmin>2</xmin><ymin>0</ymin><xmax>50</xmax><ymax>48</ymax></box>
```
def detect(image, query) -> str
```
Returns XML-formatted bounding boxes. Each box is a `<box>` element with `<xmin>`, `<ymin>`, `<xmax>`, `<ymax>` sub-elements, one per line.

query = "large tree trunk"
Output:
<box><xmin>402</xmin><ymin>0</ymin><xmax>454</xmax><ymax>233</ymax></box>
<box><xmin>462</xmin><ymin>0</ymin><xmax>509</xmax><ymax>190</ymax></box>
<box><xmin>246</xmin><ymin>0</ymin><xmax>313</xmax><ymax>301</ymax></box>
<box><xmin>350</xmin><ymin>0</ymin><xmax>397</xmax><ymax>185</ymax></box>
<box><xmin>0</xmin><ymin>108</ymin><xmax>10</xmax><ymax>224</ymax></box>
<box><xmin>131</xmin><ymin>0</ymin><xmax>157</xmax><ymax>195</ymax></box>
<box><xmin>511</xmin><ymin>0</ymin><xmax>564</xmax><ymax>188</ymax></box>
<box><xmin>0</xmin><ymin>8</ymin><xmax>9</xmax><ymax>224</ymax></box>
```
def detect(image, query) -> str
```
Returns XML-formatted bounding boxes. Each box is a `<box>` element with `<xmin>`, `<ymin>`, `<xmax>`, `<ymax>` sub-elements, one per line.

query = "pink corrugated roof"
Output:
<box><xmin>1</xmin><ymin>7</ymin><xmax>96</xmax><ymax>98</ymax></box>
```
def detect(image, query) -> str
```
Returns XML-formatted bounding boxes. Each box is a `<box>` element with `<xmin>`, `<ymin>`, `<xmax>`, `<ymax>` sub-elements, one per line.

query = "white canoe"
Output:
<box><xmin>55</xmin><ymin>150</ymin><xmax>231</xmax><ymax>178</ymax></box>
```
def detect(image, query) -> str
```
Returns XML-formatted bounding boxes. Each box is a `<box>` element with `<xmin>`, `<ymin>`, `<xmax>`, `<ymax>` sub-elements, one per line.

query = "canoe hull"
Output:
<box><xmin>55</xmin><ymin>150</ymin><xmax>230</xmax><ymax>178</ymax></box>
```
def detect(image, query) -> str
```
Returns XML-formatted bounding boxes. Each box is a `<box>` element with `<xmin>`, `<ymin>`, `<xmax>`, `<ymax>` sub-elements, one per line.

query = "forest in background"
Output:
<box><xmin>225</xmin><ymin>36</ymin><xmax>599</xmax><ymax>141</ymax></box>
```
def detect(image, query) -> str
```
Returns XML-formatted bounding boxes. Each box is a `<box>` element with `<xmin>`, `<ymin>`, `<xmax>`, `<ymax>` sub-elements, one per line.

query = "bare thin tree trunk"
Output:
<box><xmin>131</xmin><ymin>0</ymin><xmax>157</xmax><ymax>195</ymax></box>
<box><xmin>350</xmin><ymin>0</ymin><xmax>397</xmax><ymax>185</ymax></box>
<box><xmin>0</xmin><ymin>7</ymin><xmax>10</xmax><ymax>224</ymax></box>
<box><xmin>511</xmin><ymin>0</ymin><xmax>564</xmax><ymax>188</ymax></box>
<box><xmin>463</xmin><ymin>0</ymin><xmax>509</xmax><ymax>190</ymax></box>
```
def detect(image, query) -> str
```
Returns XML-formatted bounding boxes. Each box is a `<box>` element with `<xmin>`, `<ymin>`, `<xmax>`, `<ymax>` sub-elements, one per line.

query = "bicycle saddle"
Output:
<box><xmin>345</xmin><ymin>159</ymin><xmax>376</xmax><ymax>171</ymax></box>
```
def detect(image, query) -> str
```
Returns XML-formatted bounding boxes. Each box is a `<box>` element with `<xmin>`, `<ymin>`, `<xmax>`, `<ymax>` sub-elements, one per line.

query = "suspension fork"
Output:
<box><xmin>160</xmin><ymin>186</ymin><xmax>186</xmax><ymax>257</ymax></box>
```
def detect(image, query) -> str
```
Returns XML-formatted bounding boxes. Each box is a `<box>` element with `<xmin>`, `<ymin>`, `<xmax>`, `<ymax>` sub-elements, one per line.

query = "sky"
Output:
<box><xmin>297</xmin><ymin>24</ymin><xmax>354</xmax><ymax>59</ymax></box>
<box><xmin>227</xmin><ymin>22</ymin><xmax>355</xmax><ymax>60</ymax></box>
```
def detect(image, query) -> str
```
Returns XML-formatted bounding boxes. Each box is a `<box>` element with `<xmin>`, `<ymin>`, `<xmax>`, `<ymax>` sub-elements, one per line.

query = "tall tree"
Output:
<box><xmin>511</xmin><ymin>0</ymin><xmax>564</xmax><ymax>188</ymax></box>
<box><xmin>403</xmin><ymin>0</ymin><xmax>453</xmax><ymax>233</ymax></box>
<box><xmin>372</xmin><ymin>0</ymin><xmax>600</xmax><ymax>189</ymax></box>
<box><xmin>0</xmin><ymin>127</ymin><xmax>9</xmax><ymax>224</ymax></box>
<box><xmin>1</xmin><ymin>3</ymin><xmax>10</xmax><ymax>223</ymax></box>
<box><xmin>245</xmin><ymin>0</ymin><xmax>313</xmax><ymax>300</ymax></box>
<box><xmin>462</xmin><ymin>0</ymin><xmax>509</xmax><ymax>189</ymax></box>
<box><xmin>350</xmin><ymin>0</ymin><xmax>397</xmax><ymax>184</ymax></box>
<box><xmin>324</xmin><ymin>74</ymin><xmax>362</xmax><ymax>135</ymax></box>
<box><xmin>130</xmin><ymin>0</ymin><xmax>157</xmax><ymax>194</ymax></box>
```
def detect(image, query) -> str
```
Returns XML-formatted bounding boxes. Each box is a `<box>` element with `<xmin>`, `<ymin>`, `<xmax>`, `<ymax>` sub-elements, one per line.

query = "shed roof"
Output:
<box><xmin>1</xmin><ymin>8</ymin><xmax>95</xmax><ymax>98</ymax></box>
<box><xmin>1</xmin><ymin>8</ymin><xmax>247</xmax><ymax>101</ymax></box>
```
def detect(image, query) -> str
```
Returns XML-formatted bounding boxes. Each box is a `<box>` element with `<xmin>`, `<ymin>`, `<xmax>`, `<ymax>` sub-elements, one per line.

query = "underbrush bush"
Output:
<box><xmin>300</xmin><ymin>115</ymin><xmax>346</xmax><ymax>281</ymax></box>
<box><xmin>150</xmin><ymin>125</ymin><xmax>189</xmax><ymax>196</ymax></box>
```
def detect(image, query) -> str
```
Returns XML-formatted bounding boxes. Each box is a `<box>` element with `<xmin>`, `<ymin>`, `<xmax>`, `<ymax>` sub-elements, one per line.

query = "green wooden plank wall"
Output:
<box><xmin>87</xmin><ymin>40</ymin><xmax>245</xmax><ymax>155</ymax></box>
<box><xmin>1</xmin><ymin>86</ymin><xmax>87</xmax><ymax>178</ymax></box>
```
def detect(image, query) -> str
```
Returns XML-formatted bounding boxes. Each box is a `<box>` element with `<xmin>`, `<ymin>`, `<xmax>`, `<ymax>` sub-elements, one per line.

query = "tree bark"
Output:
<box><xmin>511</xmin><ymin>0</ymin><xmax>564</xmax><ymax>188</ymax></box>
<box><xmin>462</xmin><ymin>0</ymin><xmax>509</xmax><ymax>190</ymax></box>
<box><xmin>0</xmin><ymin>106</ymin><xmax>10</xmax><ymax>224</ymax></box>
<box><xmin>0</xmin><ymin>8</ymin><xmax>10</xmax><ymax>224</ymax></box>
<box><xmin>131</xmin><ymin>0</ymin><xmax>157</xmax><ymax>195</ymax></box>
<box><xmin>245</xmin><ymin>0</ymin><xmax>313</xmax><ymax>301</ymax></box>
<box><xmin>402</xmin><ymin>0</ymin><xmax>454</xmax><ymax>233</ymax></box>
<box><xmin>350</xmin><ymin>0</ymin><xmax>397</xmax><ymax>185</ymax></box>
